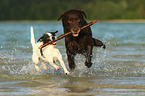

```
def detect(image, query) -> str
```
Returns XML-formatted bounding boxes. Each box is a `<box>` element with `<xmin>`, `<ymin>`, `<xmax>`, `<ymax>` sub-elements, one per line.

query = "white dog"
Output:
<box><xmin>30</xmin><ymin>26</ymin><xmax>70</xmax><ymax>75</ymax></box>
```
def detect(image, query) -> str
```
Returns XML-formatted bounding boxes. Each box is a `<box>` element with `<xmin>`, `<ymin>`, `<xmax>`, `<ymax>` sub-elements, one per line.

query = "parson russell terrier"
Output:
<box><xmin>30</xmin><ymin>26</ymin><xmax>70</xmax><ymax>75</ymax></box>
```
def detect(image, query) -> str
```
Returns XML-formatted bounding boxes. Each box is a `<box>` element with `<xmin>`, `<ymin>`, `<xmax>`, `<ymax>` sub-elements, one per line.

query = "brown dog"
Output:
<box><xmin>58</xmin><ymin>9</ymin><xmax>106</xmax><ymax>70</ymax></box>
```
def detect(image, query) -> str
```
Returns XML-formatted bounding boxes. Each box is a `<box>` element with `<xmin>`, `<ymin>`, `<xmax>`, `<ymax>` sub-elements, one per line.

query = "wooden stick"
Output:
<box><xmin>39</xmin><ymin>20</ymin><xmax>98</xmax><ymax>49</ymax></box>
<box><xmin>81</xmin><ymin>20</ymin><xmax>98</xmax><ymax>29</ymax></box>
<box><xmin>53</xmin><ymin>31</ymin><xmax>72</xmax><ymax>42</ymax></box>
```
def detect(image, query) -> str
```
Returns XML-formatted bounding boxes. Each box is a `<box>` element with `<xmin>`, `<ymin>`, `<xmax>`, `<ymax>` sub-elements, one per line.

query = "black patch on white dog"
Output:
<box><xmin>38</xmin><ymin>31</ymin><xmax>58</xmax><ymax>57</ymax></box>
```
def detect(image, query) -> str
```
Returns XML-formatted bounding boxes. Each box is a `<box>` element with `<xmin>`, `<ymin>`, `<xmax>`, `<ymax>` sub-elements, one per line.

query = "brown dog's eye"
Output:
<box><xmin>76</xmin><ymin>19</ymin><xmax>80</xmax><ymax>23</ymax></box>
<box><xmin>67</xmin><ymin>20</ymin><xmax>72</xmax><ymax>23</ymax></box>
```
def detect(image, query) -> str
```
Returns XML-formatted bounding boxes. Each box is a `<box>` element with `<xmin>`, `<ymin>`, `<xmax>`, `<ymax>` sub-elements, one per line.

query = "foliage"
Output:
<box><xmin>0</xmin><ymin>0</ymin><xmax>145</xmax><ymax>20</ymax></box>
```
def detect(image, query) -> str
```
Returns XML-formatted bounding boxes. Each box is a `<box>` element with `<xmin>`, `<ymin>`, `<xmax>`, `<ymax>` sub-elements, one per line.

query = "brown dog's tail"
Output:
<box><xmin>93</xmin><ymin>38</ymin><xmax>106</xmax><ymax>49</ymax></box>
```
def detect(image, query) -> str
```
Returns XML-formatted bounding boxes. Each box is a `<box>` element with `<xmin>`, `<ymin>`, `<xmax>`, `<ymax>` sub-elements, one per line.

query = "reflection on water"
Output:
<box><xmin>0</xmin><ymin>22</ymin><xmax>145</xmax><ymax>95</ymax></box>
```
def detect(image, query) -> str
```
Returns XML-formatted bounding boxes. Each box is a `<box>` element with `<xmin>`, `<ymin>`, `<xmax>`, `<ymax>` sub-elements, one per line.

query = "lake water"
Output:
<box><xmin>0</xmin><ymin>22</ymin><xmax>145</xmax><ymax>95</ymax></box>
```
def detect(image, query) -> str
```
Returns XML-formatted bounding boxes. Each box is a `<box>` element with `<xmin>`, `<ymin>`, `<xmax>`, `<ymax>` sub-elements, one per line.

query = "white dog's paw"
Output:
<box><xmin>56</xmin><ymin>67</ymin><xmax>60</xmax><ymax>71</ymax></box>
<box><xmin>43</xmin><ymin>66</ymin><xmax>47</xmax><ymax>70</ymax></box>
<box><xmin>35</xmin><ymin>65</ymin><xmax>40</xmax><ymax>72</ymax></box>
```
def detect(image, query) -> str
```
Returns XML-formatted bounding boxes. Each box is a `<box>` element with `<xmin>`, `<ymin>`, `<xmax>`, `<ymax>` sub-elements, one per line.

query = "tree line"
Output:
<box><xmin>0</xmin><ymin>0</ymin><xmax>145</xmax><ymax>20</ymax></box>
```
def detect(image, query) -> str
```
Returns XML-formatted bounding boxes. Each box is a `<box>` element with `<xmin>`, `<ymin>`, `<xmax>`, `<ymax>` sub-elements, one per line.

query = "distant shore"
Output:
<box><xmin>1</xmin><ymin>19</ymin><xmax>145</xmax><ymax>23</ymax></box>
<box><xmin>101</xmin><ymin>19</ymin><xmax>145</xmax><ymax>23</ymax></box>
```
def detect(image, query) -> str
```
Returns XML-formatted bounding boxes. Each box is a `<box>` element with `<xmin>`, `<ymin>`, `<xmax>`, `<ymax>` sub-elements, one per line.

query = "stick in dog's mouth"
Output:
<box><xmin>39</xmin><ymin>20</ymin><xmax>98</xmax><ymax>49</ymax></box>
<box><xmin>71</xmin><ymin>27</ymin><xmax>81</xmax><ymax>37</ymax></box>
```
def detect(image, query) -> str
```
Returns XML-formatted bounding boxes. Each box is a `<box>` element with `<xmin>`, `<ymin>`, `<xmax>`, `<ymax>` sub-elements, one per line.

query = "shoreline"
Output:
<box><xmin>1</xmin><ymin>19</ymin><xmax>145</xmax><ymax>23</ymax></box>
<box><xmin>101</xmin><ymin>19</ymin><xmax>145</xmax><ymax>23</ymax></box>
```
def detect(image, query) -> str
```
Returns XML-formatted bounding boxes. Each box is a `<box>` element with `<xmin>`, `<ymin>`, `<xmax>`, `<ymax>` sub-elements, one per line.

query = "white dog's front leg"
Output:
<box><xmin>55</xmin><ymin>49</ymin><xmax>70</xmax><ymax>75</ymax></box>
<box><xmin>47</xmin><ymin>60</ymin><xmax>60</xmax><ymax>71</ymax></box>
<box><xmin>58</xmin><ymin>58</ymin><xmax>70</xmax><ymax>75</ymax></box>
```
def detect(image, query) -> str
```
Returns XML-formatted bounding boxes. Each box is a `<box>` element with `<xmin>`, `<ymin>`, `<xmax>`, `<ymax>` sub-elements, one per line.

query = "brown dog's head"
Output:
<box><xmin>58</xmin><ymin>9</ymin><xmax>87</xmax><ymax>37</ymax></box>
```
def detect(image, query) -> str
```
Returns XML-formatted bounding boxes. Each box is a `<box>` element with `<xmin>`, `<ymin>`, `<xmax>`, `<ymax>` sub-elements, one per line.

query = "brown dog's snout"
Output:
<box><xmin>72</xmin><ymin>27</ymin><xmax>80</xmax><ymax>32</ymax></box>
<box><xmin>71</xmin><ymin>27</ymin><xmax>80</xmax><ymax>37</ymax></box>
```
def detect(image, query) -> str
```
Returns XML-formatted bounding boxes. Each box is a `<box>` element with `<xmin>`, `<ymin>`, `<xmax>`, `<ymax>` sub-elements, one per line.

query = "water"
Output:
<box><xmin>0</xmin><ymin>22</ymin><xmax>145</xmax><ymax>95</ymax></box>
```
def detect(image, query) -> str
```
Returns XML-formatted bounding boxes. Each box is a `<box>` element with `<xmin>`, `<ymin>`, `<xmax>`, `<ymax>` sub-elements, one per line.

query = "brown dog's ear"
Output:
<box><xmin>58</xmin><ymin>12</ymin><xmax>65</xmax><ymax>21</ymax></box>
<box><xmin>76</xmin><ymin>9</ymin><xmax>87</xmax><ymax>18</ymax></box>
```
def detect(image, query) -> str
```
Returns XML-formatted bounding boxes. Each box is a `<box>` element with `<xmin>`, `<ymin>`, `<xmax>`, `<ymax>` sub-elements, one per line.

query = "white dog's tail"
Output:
<box><xmin>30</xmin><ymin>26</ymin><xmax>35</xmax><ymax>47</ymax></box>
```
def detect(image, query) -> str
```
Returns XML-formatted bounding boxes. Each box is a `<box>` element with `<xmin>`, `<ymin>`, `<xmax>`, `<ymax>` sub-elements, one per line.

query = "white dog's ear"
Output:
<box><xmin>55</xmin><ymin>31</ymin><xmax>58</xmax><ymax>33</ymax></box>
<box><xmin>37</xmin><ymin>34</ymin><xmax>44</xmax><ymax>42</ymax></box>
<box><xmin>37</xmin><ymin>39</ymin><xmax>42</xmax><ymax>42</ymax></box>
<box><xmin>37</xmin><ymin>33</ymin><xmax>48</xmax><ymax>42</ymax></box>
<box><xmin>50</xmin><ymin>31</ymin><xmax>58</xmax><ymax>36</ymax></box>
<box><xmin>37</xmin><ymin>38</ymin><xmax>43</xmax><ymax>42</ymax></box>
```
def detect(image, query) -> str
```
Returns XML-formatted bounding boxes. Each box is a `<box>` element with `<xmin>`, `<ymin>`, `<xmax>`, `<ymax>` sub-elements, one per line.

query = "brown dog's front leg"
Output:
<box><xmin>93</xmin><ymin>38</ymin><xmax>106</xmax><ymax>49</ymax></box>
<box><xmin>85</xmin><ymin>46</ymin><xmax>93</xmax><ymax>68</ymax></box>
<box><xmin>67</xmin><ymin>52</ymin><xmax>76</xmax><ymax>70</ymax></box>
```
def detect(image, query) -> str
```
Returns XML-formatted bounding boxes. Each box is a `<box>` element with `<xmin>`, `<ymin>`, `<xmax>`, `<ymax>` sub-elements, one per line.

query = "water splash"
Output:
<box><xmin>1</xmin><ymin>45</ymin><xmax>145</xmax><ymax>79</ymax></box>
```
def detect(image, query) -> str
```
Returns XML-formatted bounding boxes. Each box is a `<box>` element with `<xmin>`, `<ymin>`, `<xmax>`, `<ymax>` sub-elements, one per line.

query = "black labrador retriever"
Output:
<box><xmin>58</xmin><ymin>9</ymin><xmax>106</xmax><ymax>70</ymax></box>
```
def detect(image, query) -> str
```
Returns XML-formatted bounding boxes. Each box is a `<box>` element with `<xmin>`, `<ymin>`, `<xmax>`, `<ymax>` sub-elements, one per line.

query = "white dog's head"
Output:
<box><xmin>37</xmin><ymin>31</ymin><xmax>58</xmax><ymax>45</ymax></box>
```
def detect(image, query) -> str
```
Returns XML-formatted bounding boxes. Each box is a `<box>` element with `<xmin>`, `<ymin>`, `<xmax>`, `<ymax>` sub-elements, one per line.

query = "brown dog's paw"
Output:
<box><xmin>85</xmin><ymin>62</ymin><xmax>92</xmax><ymax>68</ymax></box>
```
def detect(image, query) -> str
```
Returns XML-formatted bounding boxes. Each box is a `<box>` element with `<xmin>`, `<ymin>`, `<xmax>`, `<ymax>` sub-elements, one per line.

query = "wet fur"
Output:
<box><xmin>58</xmin><ymin>9</ymin><xmax>106</xmax><ymax>70</ymax></box>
